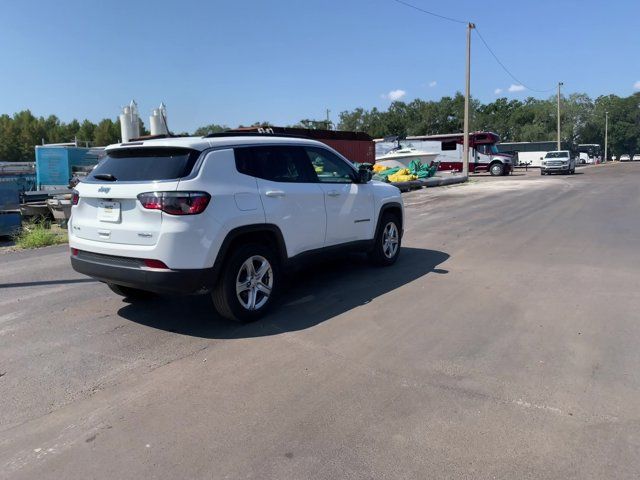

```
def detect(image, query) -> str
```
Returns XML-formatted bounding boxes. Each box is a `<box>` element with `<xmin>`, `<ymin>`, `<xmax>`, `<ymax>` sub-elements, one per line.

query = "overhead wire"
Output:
<box><xmin>390</xmin><ymin>0</ymin><xmax>556</xmax><ymax>93</ymax></box>
<box><xmin>473</xmin><ymin>27</ymin><xmax>555</xmax><ymax>93</ymax></box>
<box><xmin>390</xmin><ymin>0</ymin><xmax>467</xmax><ymax>25</ymax></box>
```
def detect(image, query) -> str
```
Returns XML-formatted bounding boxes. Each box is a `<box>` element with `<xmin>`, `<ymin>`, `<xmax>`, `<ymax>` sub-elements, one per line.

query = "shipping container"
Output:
<box><xmin>228</xmin><ymin>127</ymin><xmax>375</xmax><ymax>165</ymax></box>
<box><xmin>35</xmin><ymin>146</ymin><xmax>102</xmax><ymax>189</ymax></box>
<box><xmin>0</xmin><ymin>163</ymin><xmax>36</xmax><ymax>211</ymax></box>
<box><xmin>0</xmin><ymin>211</ymin><xmax>21</xmax><ymax>237</ymax></box>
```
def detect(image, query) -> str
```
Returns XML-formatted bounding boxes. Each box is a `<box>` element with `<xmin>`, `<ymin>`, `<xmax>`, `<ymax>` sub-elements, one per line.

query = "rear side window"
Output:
<box><xmin>88</xmin><ymin>147</ymin><xmax>200</xmax><ymax>182</ymax></box>
<box><xmin>234</xmin><ymin>146</ymin><xmax>315</xmax><ymax>183</ymax></box>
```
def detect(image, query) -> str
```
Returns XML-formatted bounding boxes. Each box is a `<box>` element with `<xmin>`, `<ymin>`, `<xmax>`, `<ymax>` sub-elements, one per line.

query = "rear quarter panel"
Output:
<box><xmin>177</xmin><ymin>148</ymin><xmax>265</xmax><ymax>268</ymax></box>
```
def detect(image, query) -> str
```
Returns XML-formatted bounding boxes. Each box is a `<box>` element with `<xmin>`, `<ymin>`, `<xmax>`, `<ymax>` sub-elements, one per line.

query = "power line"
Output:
<box><xmin>390</xmin><ymin>0</ymin><xmax>467</xmax><ymax>25</ymax></box>
<box><xmin>474</xmin><ymin>27</ymin><xmax>555</xmax><ymax>93</ymax></box>
<box><xmin>389</xmin><ymin>0</ymin><xmax>555</xmax><ymax>94</ymax></box>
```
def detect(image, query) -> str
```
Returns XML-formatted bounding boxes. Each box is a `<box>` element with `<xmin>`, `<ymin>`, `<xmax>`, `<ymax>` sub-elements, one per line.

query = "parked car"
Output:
<box><xmin>620</xmin><ymin>154</ymin><xmax>631</xmax><ymax>162</ymax></box>
<box><xmin>540</xmin><ymin>150</ymin><xmax>576</xmax><ymax>175</ymax></box>
<box><xmin>69</xmin><ymin>134</ymin><xmax>404</xmax><ymax>322</ymax></box>
<box><xmin>633</xmin><ymin>154</ymin><xmax>640</xmax><ymax>162</ymax></box>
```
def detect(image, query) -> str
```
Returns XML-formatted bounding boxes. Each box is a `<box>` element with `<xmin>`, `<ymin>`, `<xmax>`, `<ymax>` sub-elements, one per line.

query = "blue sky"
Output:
<box><xmin>1</xmin><ymin>0</ymin><xmax>638</xmax><ymax>132</ymax></box>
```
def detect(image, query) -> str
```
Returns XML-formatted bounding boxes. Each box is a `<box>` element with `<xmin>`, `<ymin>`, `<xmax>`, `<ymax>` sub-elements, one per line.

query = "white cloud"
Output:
<box><xmin>508</xmin><ymin>84</ymin><xmax>526</xmax><ymax>93</ymax></box>
<box><xmin>428</xmin><ymin>81</ymin><xmax>437</xmax><ymax>88</ymax></box>
<box><xmin>634</xmin><ymin>80</ymin><xmax>640</xmax><ymax>90</ymax></box>
<box><xmin>494</xmin><ymin>88</ymin><xmax>503</xmax><ymax>95</ymax></box>
<box><xmin>382</xmin><ymin>89</ymin><xmax>407</xmax><ymax>101</ymax></box>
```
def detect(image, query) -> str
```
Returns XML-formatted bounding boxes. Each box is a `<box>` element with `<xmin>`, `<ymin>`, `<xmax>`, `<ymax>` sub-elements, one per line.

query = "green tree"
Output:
<box><xmin>193</xmin><ymin>123</ymin><xmax>228</xmax><ymax>136</ymax></box>
<box><xmin>0</xmin><ymin>114</ymin><xmax>21</xmax><ymax>161</ymax></box>
<box><xmin>76</xmin><ymin>120</ymin><xmax>97</xmax><ymax>145</ymax></box>
<box><xmin>291</xmin><ymin>119</ymin><xmax>332</xmax><ymax>130</ymax></box>
<box><xmin>1</xmin><ymin>91</ymin><xmax>639</xmax><ymax>162</ymax></box>
<box><xmin>93</xmin><ymin>119</ymin><xmax>120</xmax><ymax>146</ymax></box>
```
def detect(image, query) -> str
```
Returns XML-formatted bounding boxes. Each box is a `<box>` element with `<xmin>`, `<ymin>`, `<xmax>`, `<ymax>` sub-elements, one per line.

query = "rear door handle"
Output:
<box><xmin>265</xmin><ymin>190</ymin><xmax>286</xmax><ymax>198</ymax></box>
<box><xmin>327</xmin><ymin>190</ymin><xmax>340</xmax><ymax>197</ymax></box>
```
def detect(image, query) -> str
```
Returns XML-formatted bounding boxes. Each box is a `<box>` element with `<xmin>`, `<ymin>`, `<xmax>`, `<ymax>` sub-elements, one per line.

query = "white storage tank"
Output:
<box><xmin>149</xmin><ymin>103</ymin><xmax>168</xmax><ymax>136</ymax></box>
<box><xmin>119</xmin><ymin>100</ymin><xmax>140</xmax><ymax>142</ymax></box>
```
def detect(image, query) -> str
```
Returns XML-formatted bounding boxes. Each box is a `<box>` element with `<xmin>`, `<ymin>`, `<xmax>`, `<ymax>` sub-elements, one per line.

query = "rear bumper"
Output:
<box><xmin>70</xmin><ymin>251</ymin><xmax>217</xmax><ymax>294</ymax></box>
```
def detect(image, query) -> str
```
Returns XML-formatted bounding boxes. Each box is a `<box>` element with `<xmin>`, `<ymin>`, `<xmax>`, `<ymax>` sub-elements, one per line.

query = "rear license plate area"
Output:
<box><xmin>97</xmin><ymin>201</ymin><xmax>121</xmax><ymax>222</ymax></box>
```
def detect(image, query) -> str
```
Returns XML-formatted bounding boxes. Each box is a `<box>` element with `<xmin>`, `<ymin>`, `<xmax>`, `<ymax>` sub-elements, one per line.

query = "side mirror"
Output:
<box><xmin>358</xmin><ymin>164</ymin><xmax>373</xmax><ymax>183</ymax></box>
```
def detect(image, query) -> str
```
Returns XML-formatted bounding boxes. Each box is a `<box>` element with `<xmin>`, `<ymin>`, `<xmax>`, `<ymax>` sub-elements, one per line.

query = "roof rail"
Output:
<box><xmin>128</xmin><ymin>134</ymin><xmax>189</xmax><ymax>141</ymax></box>
<box><xmin>203</xmin><ymin>132</ymin><xmax>307</xmax><ymax>139</ymax></box>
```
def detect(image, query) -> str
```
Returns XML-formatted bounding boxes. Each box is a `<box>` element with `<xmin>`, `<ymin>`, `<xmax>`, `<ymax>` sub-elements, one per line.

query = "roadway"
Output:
<box><xmin>1</xmin><ymin>162</ymin><xmax>639</xmax><ymax>479</ymax></box>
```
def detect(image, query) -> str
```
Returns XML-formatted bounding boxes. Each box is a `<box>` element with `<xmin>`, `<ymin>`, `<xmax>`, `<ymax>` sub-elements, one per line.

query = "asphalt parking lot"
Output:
<box><xmin>1</xmin><ymin>162</ymin><xmax>639</xmax><ymax>479</ymax></box>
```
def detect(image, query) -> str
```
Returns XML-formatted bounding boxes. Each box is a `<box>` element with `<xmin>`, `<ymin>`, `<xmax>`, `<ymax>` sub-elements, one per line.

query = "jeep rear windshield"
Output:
<box><xmin>87</xmin><ymin>147</ymin><xmax>200</xmax><ymax>182</ymax></box>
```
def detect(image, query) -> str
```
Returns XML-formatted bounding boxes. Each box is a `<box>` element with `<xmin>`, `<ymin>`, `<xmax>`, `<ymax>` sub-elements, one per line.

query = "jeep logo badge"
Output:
<box><xmin>98</xmin><ymin>186</ymin><xmax>111</xmax><ymax>194</ymax></box>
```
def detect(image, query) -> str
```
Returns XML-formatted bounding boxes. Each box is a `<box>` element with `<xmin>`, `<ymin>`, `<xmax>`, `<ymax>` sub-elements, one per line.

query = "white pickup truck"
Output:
<box><xmin>540</xmin><ymin>151</ymin><xmax>576</xmax><ymax>175</ymax></box>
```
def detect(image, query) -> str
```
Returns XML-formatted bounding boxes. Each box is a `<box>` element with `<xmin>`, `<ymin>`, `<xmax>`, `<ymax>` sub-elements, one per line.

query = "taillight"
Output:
<box><xmin>138</xmin><ymin>192</ymin><xmax>163</xmax><ymax>211</ymax></box>
<box><xmin>137</xmin><ymin>192</ymin><xmax>210</xmax><ymax>215</ymax></box>
<box><xmin>70</xmin><ymin>248</ymin><xmax>79</xmax><ymax>256</ymax></box>
<box><xmin>71</xmin><ymin>190</ymin><xmax>79</xmax><ymax>205</ymax></box>
<box><xmin>143</xmin><ymin>259</ymin><xmax>169</xmax><ymax>269</ymax></box>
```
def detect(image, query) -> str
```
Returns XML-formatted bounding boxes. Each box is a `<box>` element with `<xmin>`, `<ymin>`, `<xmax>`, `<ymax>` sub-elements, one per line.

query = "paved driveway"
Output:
<box><xmin>1</xmin><ymin>162</ymin><xmax>639</xmax><ymax>479</ymax></box>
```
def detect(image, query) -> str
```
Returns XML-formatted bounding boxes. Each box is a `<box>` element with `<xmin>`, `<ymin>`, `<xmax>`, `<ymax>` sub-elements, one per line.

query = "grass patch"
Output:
<box><xmin>14</xmin><ymin>221</ymin><xmax>68</xmax><ymax>249</ymax></box>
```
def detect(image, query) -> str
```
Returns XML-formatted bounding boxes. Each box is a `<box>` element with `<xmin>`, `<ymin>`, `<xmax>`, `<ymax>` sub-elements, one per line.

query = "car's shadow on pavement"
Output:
<box><xmin>117</xmin><ymin>247</ymin><xmax>449</xmax><ymax>339</ymax></box>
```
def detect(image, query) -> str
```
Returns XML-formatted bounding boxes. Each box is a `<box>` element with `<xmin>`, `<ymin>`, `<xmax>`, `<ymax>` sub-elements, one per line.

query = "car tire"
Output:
<box><xmin>212</xmin><ymin>243</ymin><xmax>280</xmax><ymax>323</ymax></box>
<box><xmin>540</xmin><ymin>170</ymin><xmax>545</xmax><ymax>176</ymax></box>
<box><xmin>369</xmin><ymin>213</ymin><xmax>402</xmax><ymax>266</ymax></box>
<box><xmin>489</xmin><ymin>162</ymin><xmax>504</xmax><ymax>176</ymax></box>
<box><xmin>107</xmin><ymin>283</ymin><xmax>154</xmax><ymax>299</ymax></box>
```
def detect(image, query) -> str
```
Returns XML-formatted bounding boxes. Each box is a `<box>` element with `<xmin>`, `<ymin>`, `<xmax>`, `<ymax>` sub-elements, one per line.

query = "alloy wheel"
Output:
<box><xmin>382</xmin><ymin>222</ymin><xmax>399</xmax><ymax>259</ymax></box>
<box><xmin>235</xmin><ymin>255</ymin><xmax>273</xmax><ymax>310</ymax></box>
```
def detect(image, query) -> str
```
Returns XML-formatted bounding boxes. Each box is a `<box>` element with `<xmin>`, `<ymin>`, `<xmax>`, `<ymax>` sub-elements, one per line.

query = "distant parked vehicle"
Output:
<box><xmin>540</xmin><ymin>151</ymin><xmax>576</xmax><ymax>175</ymax></box>
<box><xmin>497</xmin><ymin>140</ymin><xmax>575</xmax><ymax>168</ymax></box>
<box><xmin>377</xmin><ymin>131</ymin><xmax>513</xmax><ymax>176</ymax></box>
<box><xmin>633</xmin><ymin>154</ymin><xmax>640</xmax><ymax>162</ymax></box>
<box><xmin>620</xmin><ymin>154</ymin><xmax>631</xmax><ymax>162</ymax></box>
<box><xmin>577</xmin><ymin>144</ymin><xmax>602</xmax><ymax>164</ymax></box>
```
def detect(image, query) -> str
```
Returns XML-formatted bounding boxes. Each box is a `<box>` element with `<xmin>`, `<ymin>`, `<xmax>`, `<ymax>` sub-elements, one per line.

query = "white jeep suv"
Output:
<box><xmin>69</xmin><ymin>134</ymin><xmax>404</xmax><ymax>322</ymax></box>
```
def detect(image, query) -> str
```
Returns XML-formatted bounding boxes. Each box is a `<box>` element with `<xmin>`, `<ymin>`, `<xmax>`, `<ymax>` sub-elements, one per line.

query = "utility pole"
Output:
<box><xmin>557</xmin><ymin>82</ymin><xmax>563</xmax><ymax>150</ymax></box>
<box><xmin>326</xmin><ymin>109</ymin><xmax>331</xmax><ymax>130</ymax></box>
<box><xmin>463</xmin><ymin>22</ymin><xmax>475</xmax><ymax>178</ymax></box>
<box><xmin>604</xmin><ymin>111</ymin><xmax>608</xmax><ymax>162</ymax></box>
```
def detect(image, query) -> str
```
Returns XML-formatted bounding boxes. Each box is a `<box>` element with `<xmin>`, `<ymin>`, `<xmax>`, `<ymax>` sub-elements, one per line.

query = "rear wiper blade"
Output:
<box><xmin>93</xmin><ymin>173</ymin><xmax>117</xmax><ymax>181</ymax></box>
